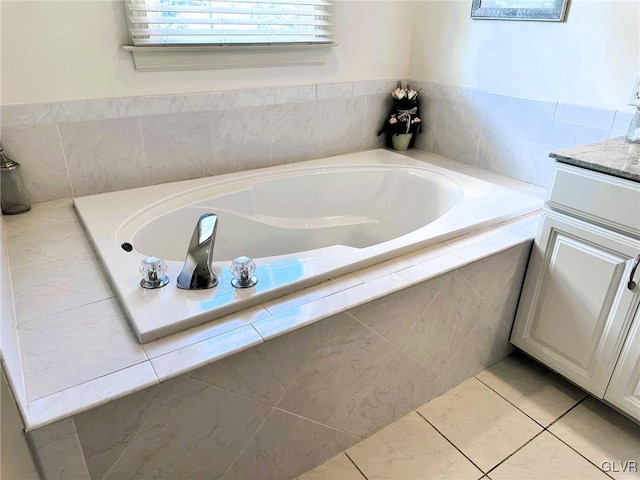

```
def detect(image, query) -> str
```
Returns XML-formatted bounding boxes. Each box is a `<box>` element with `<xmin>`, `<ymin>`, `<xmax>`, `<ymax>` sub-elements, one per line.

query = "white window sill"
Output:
<box><xmin>122</xmin><ymin>43</ymin><xmax>337</xmax><ymax>71</ymax></box>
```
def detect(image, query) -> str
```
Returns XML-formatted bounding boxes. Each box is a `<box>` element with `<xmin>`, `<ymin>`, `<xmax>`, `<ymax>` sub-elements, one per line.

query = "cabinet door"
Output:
<box><xmin>511</xmin><ymin>209</ymin><xmax>640</xmax><ymax>397</ymax></box>
<box><xmin>605</xmin><ymin>306</ymin><xmax>640</xmax><ymax>421</ymax></box>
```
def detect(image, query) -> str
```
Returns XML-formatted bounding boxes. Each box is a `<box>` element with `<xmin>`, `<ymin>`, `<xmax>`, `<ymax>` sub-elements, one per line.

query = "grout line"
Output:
<box><xmin>458</xmin><ymin>390</ymin><xmax>614</xmax><ymax>480</ymax></box>
<box><xmin>415</xmin><ymin>409</ymin><xmax>486</xmax><ymax>474</ymax></box>
<box><xmin>100</xmin><ymin>376</ymin><xmax>181</xmax><ymax>480</ymax></box>
<box><xmin>473</xmin><ymin>373</ymin><xmax>549</xmax><ymax>429</ymax></box>
<box><xmin>9</xmin><ymin>250</ymin><xmax>90</xmax><ymax>273</ymax></box>
<box><xmin>410</xmin><ymin>269</ymin><xmax>452</xmax><ymax>330</ymax></box>
<box><xmin>344</xmin><ymin>452</ymin><xmax>370</xmax><ymax>480</ymax></box>
<box><xmin>219</xmin><ymin>407</ymin><xmax>275</xmax><ymax>480</ymax></box>
<box><xmin>344</xmin><ymin>310</ymin><xmax>400</xmax><ymax>347</ymax></box>
<box><xmin>71</xmin><ymin>417</ymin><xmax>92</xmax><ymax>478</ymax></box>
<box><xmin>1</xmin><ymin>199</ymin><xmax>76</xmax><ymax>233</ymax></box>
<box><xmin>184</xmin><ymin>375</ymin><xmax>276</xmax><ymax>410</ymax></box>
<box><xmin>545</xmin><ymin>396</ymin><xmax>615</xmax><ymax>479</ymax></box>
<box><xmin>551</xmin><ymin>100</ymin><xmax>560</xmax><ymax>122</ymax></box>
<box><xmin>249</xmin><ymin>323</ymin><xmax>268</xmax><ymax>342</ymax></box>
<box><xmin>547</xmin><ymin>428</ymin><xmax>616</xmax><ymax>480</ymax></box>
<box><xmin>262</xmin><ymin>274</ymin><xmax>362</xmax><ymax>317</ymax></box>
<box><xmin>274</xmin><ymin>372</ymin><xmax>300</xmax><ymax>409</ymax></box>
<box><xmin>344</xmin><ymin>307</ymin><xmax>439</xmax><ymax>374</ymax></box>
<box><xmin>267</xmin><ymin>103</ymin><xmax>274</xmax><ymax>168</ymax></box>
<box><xmin>16</xmin><ymin>296</ymin><xmax>118</xmax><ymax>335</ymax></box>
<box><xmin>361</xmin><ymin>95</ymin><xmax>367</xmax><ymax>149</ymax></box>
<box><xmin>207</xmin><ymin>110</ymin><xmax>220</xmax><ymax>176</ymax></box>
<box><xmin>440</xmin><ymin>304</ymin><xmax>487</xmax><ymax>371</ymax></box>
<box><xmin>431</xmin><ymin>98</ymin><xmax>441</xmax><ymax>153</ymax></box>
<box><xmin>429</xmin><ymin>268</ymin><xmax>497</xmax><ymax>368</ymax></box>
<box><xmin>318</xmin><ymin>98</ymin><xmax>325</xmax><ymax>157</ymax></box>
<box><xmin>10</xmin><ymin>250</ymin><xmax>100</xmax><ymax>273</ymax></box>
<box><xmin>54</xmin><ymin>116</ymin><xmax>76</xmax><ymax>198</ymax></box>
<box><xmin>181</xmin><ymin>374</ymin><xmax>365</xmax><ymax>443</ymax></box>
<box><xmin>198</xmin><ymin>108</ymin><xmax>216</xmax><ymax>177</ymax></box>
<box><xmin>137</xmin><ymin>116</ymin><xmax>152</xmax><ymax>187</ymax></box>
<box><xmin>357</xmin><ymin>270</ymin><xmax>453</xmax><ymax>371</ymax></box>
<box><xmin>147</xmin><ymin>359</ymin><xmax>162</xmax><ymax>388</ymax></box>
<box><xmin>271</xmin><ymin>406</ymin><xmax>363</xmax><ymax>439</ymax></box>
<box><xmin>26</xmin><ymin>358</ymin><xmax>154</xmax><ymax>411</ymax></box>
<box><xmin>6</xmin><ymin>214</ymin><xmax>83</xmax><ymax>236</ymax></box>
<box><xmin>474</xmin><ymin>105</ymin><xmax>486</xmax><ymax>168</ymax></box>
<box><xmin>414</xmin><ymin>365</ymin><xmax>602</xmax><ymax>479</ymax></box>
<box><xmin>544</xmin><ymin>395</ymin><xmax>586</xmax><ymax>429</ymax></box>
<box><xmin>485</xmin><ymin>256</ymin><xmax>524</xmax><ymax>308</ymax></box>
<box><xmin>335</xmin><ymin>339</ymin><xmax>399</xmax><ymax>429</ymax></box>
<box><xmin>484</xmin><ymin>429</ymin><xmax>547</xmax><ymax>477</ymax></box>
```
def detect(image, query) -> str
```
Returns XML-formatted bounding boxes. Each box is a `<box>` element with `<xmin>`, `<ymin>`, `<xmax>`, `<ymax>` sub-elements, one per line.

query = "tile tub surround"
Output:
<box><xmin>409</xmin><ymin>81</ymin><xmax>635</xmax><ymax>189</ymax></box>
<box><xmin>24</xmin><ymin>238</ymin><xmax>532</xmax><ymax>480</ymax></box>
<box><xmin>0</xmin><ymin>78</ymin><xmax>632</xmax><ymax>204</ymax></box>
<box><xmin>0</xmin><ymin>79</ymin><xmax>398</xmax><ymax>204</ymax></box>
<box><xmin>1</xmin><ymin>156</ymin><xmax>544</xmax><ymax>479</ymax></box>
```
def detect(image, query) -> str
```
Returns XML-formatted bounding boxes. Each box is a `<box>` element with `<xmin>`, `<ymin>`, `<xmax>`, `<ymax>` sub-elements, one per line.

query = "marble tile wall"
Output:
<box><xmin>410</xmin><ymin>80</ymin><xmax>635</xmax><ymax>189</ymax></box>
<box><xmin>27</xmin><ymin>241</ymin><xmax>531</xmax><ymax>480</ymax></box>
<box><xmin>1</xmin><ymin>79</ymin><xmax>630</xmax><ymax>202</ymax></box>
<box><xmin>0</xmin><ymin>80</ymin><xmax>397</xmax><ymax>204</ymax></box>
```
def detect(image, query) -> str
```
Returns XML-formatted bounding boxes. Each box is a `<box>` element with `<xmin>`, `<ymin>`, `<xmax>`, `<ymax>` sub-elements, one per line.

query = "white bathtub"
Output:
<box><xmin>74</xmin><ymin>149</ymin><xmax>541</xmax><ymax>343</ymax></box>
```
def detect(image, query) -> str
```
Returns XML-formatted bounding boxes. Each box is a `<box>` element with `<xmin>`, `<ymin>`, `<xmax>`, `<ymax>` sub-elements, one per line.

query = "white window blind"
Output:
<box><xmin>125</xmin><ymin>0</ymin><xmax>334</xmax><ymax>47</ymax></box>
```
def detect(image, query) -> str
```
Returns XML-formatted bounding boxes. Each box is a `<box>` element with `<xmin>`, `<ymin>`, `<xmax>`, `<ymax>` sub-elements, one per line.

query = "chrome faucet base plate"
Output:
<box><xmin>176</xmin><ymin>275</ymin><xmax>218</xmax><ymax>290</ymax></box>
<box><xmin>140</xmin><ymin>276</ymin><xmax>170</xmax><ymax>289</ymax></box>
<box><xmin>231</xmin><ymin>275</ymin><xmax>258</xmax><ymax>289</ymax></box>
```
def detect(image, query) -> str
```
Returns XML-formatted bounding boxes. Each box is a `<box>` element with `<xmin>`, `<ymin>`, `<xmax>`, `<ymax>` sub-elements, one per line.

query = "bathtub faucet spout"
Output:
<box><xmin>177</xmin><ymin>213</ymin><xmax>218</xmax><ymax>290</ymax></box>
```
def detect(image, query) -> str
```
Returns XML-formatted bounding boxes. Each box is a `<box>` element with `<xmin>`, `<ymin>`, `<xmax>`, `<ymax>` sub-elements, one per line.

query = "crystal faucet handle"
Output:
<box><xmin>140</xmin><ymin>256</ymin><xmax>170</xmax><ymax>289</ymax></box>
<box><xmin>230</xmin><ymin>256</ymin><xmax>258</xmax><ymax>288</ymax></box>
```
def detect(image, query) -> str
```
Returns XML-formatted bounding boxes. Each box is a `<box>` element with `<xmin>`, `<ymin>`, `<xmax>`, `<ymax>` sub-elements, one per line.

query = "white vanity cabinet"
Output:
<box><xmin>511</xmin><ymin>162</ymin><xmax>640</xmax><ymax>419</ymax></box>
<box><xmin>605</xmin><ymin>307</ymin><xmax>640</xmax><ymax>419</ymax></box>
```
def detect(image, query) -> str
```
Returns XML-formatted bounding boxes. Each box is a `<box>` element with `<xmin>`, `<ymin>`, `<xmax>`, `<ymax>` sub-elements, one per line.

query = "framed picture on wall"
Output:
<box><xmin>470</xmin><ymin>0</ymin><xmax>570</xmax><ymax>21</ymax></box>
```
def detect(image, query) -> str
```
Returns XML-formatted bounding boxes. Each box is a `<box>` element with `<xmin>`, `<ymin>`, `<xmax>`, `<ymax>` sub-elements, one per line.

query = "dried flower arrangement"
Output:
<box><xmin>378</xmin><ymin>82</ymin><xmax>422</xmax><ymax>149</ymax></box>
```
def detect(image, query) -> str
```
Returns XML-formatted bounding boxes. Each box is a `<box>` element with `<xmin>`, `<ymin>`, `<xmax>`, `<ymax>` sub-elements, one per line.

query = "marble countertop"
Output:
<box><xmin>550</xmin><ymin>137</ymin><xmax>640</xmax><ymax>182</ymax></box>
<box><xmin>2</xmin><ymin>151</ymin><xmax>544</xmax><ymax>431</ymax></box>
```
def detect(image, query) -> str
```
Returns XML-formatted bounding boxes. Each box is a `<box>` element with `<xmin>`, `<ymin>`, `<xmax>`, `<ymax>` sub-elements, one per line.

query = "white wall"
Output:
<box><xmin>0</xmin><ymin>1</ymin><xmax>413</xmax><ymax>104</ymax></box>
<box><xmin>409</xmin><ymin>0</ymin><xmax>640</xmax><ymax>109</ymax></box>
<box><xmin>3</xmin><ymin>0</ymin><xmax>636</xmax><ymax>107</ymax></box>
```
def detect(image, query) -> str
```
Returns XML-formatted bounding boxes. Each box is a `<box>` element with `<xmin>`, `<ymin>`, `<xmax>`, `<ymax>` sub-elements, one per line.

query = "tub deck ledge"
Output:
<box><xmin>2</xmin><ymin>152</ymin><xmax>545</xmax><ymax>431</ymax></box>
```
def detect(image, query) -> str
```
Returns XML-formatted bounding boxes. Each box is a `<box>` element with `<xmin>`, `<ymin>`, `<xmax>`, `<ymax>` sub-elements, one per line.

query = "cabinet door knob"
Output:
<box><xmin>629</xmin><ymin>253</ymin><xmax>640</xmax><ymax>290</ymax></box>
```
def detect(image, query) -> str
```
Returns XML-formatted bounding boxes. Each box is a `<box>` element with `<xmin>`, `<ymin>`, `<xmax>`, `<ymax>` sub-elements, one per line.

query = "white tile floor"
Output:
<box><xmin>298</xmin><ymin>353</ymin><xmax>640</xmax><ymax>480</ymax></box>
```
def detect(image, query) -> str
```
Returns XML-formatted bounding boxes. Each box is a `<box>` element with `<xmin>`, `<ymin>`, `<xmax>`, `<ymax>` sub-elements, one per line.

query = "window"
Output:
<box><xmin>122</xmin><ymin>0</ymin><xmax>335</xmax><ymax>70</ymax></box>
<box><xmin>125</xmin><ymin>0</ymin><xmax>334</xmax><ymax>46</ymax></box>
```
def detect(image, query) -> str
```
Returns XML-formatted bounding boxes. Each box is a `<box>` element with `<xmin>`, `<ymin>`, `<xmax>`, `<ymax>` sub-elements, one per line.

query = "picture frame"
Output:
<box><xmin>470</xmin><ymin>0</ymin><xmax>569</xmax><ymax>21</ymax></box>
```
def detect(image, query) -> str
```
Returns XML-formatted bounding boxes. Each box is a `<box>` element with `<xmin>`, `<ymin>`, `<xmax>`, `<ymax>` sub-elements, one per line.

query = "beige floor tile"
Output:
<box><xmin>417</xmin><ymin>377</ymin><xmax>542</xmax><ymax>472</ymax></box>
<box><xmin>549</xmin><ymin>397</ymin><xmax>640</xmax><ymax>480</ymax></box>
<box><xmin>297</xmin><ymin>454</ymin><xmax>365</xmax><ymax>480</ymax></box>
<box><xmin>347</xmin><ymin>412</ymin><xmax>482</xmax><ymax>480</ymax></box>
<box><xmin>489</xmin><ymin>431</ymin><xmax>610</xmax><ymax>480</ymax></box>
<box><xmin>476</xmin><ymin>353</ymin><xmax>586</xmax><ymax>426</ymax></box>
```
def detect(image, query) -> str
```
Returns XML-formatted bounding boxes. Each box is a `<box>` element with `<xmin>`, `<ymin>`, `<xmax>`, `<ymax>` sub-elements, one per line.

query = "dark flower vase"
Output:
<box><xmin>378</xmin><ymin>95</ymin><xmax>422</xmax><ymax>150</ymax></box>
